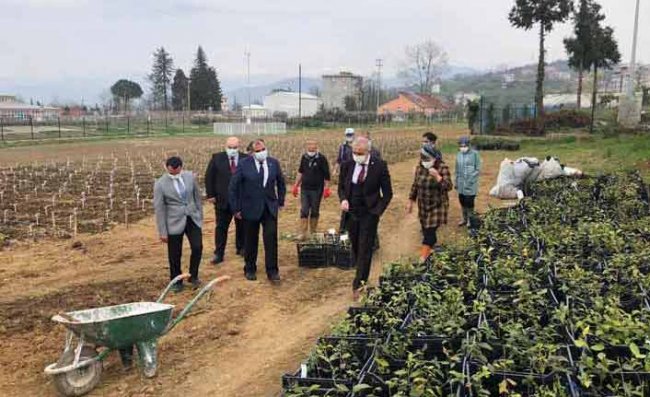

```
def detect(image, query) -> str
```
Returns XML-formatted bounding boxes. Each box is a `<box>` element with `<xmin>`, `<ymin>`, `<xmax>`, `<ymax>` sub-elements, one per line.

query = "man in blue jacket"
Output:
<box><xmin>229</xmin><ymin>139</ymin><xmax>286</xmax><ymax>282</ymax></box>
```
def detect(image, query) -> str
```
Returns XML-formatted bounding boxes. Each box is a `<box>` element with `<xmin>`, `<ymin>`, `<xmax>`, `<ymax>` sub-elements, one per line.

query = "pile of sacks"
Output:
<box><xmin>489</xmin><ymin>156</ymin><xmax>583</xmax><ymax>199</ymax></box>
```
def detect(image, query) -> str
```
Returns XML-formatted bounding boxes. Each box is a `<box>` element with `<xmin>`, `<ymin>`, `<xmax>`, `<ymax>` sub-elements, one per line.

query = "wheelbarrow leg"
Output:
<box><xmin>118</xmin><ymin>345</ymin><xmax>134</xmax><ymax>370</ymax></box>
<box><xmin>136</xmin><ymin>340</ymin><xmax>158</xmax><ymax>378</ymax></box>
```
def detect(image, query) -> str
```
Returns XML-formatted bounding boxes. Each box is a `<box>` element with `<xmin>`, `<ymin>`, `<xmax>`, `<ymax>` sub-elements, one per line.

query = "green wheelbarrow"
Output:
<box><xmin>44</xmin><ymin>274</ymin><xmax>230</xmax><ymax>396</ymax></box>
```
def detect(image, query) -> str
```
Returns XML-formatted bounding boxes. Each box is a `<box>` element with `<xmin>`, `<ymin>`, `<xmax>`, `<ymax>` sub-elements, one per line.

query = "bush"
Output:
<box><xmin>500</xmin><ymin>109</ymin><xmax>592</xmax><ymax>135</ymax></box>
<box><xmin>471</xmin><ymin>137</ymin><xmax>520</xmax><ymax>151</ymax></box>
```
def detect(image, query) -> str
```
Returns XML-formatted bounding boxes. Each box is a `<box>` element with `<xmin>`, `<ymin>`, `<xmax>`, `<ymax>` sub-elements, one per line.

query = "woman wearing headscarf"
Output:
<box><xmin>406</xmin><ymin>143</ymin><xmax>453</xmax><ymax>262</ymax></box>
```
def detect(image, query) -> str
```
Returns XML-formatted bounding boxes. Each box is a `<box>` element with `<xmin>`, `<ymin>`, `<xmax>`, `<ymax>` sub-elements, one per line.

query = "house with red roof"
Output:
<box><xmin>378</xmin><ymin>91</ymin><xmax>448</xmax><ymax>116</ymax></box>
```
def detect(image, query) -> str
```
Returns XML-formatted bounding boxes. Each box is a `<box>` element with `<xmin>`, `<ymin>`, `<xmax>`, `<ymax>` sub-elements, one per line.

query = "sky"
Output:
<box><xmin>0</xmin><ymin>0</ymin><xmax>646</xmax><ymax>103</ymax></box>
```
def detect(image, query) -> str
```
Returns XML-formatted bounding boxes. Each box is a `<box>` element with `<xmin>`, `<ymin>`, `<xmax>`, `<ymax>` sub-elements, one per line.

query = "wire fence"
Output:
<box><xmin>0</xmin><ymin>111</ymin><xmax>466</xmax><ymax>143</ymax></box>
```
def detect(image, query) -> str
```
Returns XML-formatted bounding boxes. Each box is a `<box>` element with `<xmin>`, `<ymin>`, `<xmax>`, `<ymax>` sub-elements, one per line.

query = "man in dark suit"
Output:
<box><xmin>205</xmin><ymin>136</ymin><xmax>248</xmax><ymax>264</ymax></box>
<box><xmin>338</xmin><ymin>137</ymin><xmax>393</xmax><ymax>299</ymax></box>
<box><xmin>229</xmin><ymin>139</ymin><xmax>286</xmax><ymax>282</ymax></box>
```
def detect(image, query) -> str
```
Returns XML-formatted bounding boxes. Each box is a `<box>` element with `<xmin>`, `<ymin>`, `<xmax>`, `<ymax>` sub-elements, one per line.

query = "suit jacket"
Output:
<box><xmin>205</xmin><ymin>151</ymin><xmax>248</xmax><ymax>209</ymax></box>
<box><xmin>229</xmin><ymin>156</ymin><xmax>286</xmax><ymax>221</ymax></box>
<box><xmin>338</xmin><ymin>157</ymin><xmax>393</xmax><ymax>216</ymax></box>
<box><xmin>153</xmin><ymin>171</ymin><xmax>203</xmax><ymax>237</ymax></box>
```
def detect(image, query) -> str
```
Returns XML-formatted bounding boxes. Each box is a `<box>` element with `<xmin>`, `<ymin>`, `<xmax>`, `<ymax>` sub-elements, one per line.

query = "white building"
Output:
<box><xmin>263</xmin><ymin>91</ymin><xmax>321</xmax><ymax>118</ymax></box>
<box><xmin>0</xmin><ymin>94</ymin><xmax>60</xmax><ymax>121</ymax></box>
<box><xmin>241</xmin><ymin>104</ymin><xmax>268</xmax><ymax>119</ymax></box>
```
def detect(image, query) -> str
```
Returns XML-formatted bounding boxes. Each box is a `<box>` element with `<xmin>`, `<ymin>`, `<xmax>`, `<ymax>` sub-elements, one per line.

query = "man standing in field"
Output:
<box><xmin>336</xmin><ymin>128</ymin><xmax>355</xmax><ymax>232</ymax></box>
<box><xmin>153</xmin><ymin>156</ymin><xmax>203</xmax><ymax>292</ymax></box>
<box><xmin>229</xmin><ymin>140</ymin><xmax>286</xmax><ymax>282</ymax></box>
<box><xmin>205</xmin><ymin>136</ymin><xmax>248</xmax><ymax>264</ymax></box>
<box><xmin>292</xmin><ymin>140</ymin><xmax>332</xmax><ymax>239</ymax></box>
<box><xmin>338</xmin><ymin>137</ymin><xmax>393</xmax><ymax>299</ymax></box>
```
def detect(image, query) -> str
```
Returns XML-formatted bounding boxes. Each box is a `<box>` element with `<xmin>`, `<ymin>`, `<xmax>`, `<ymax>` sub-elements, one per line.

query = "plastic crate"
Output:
<box><xmin>332</xmin><ymin>244</ymin><xmax>353</xmax><ymax>269</ymax></box>
<box><xmin>297</xmin><ymin>242</ymin><xmax>330</xmax><ymax>268</ymax></box>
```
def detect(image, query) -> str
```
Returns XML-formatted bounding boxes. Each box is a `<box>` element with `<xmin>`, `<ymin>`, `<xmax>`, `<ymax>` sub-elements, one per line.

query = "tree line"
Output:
<box><xmin>509</xmin><ymin>0</ymin><xmax>621</xmax><ymax>134</ymax></box>
<box><xmin>109</xmin><ymin>46</ymin><xmax>222</xmax><ymax>113</ymax></box>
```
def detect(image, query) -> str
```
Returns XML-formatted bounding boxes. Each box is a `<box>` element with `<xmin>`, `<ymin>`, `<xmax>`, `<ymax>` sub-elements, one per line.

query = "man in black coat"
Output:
<box><xmin>338</xmin><ymin>137</ymin><xmax>393</xmax><ymax>299</ymax></box>
<box><xmin>229</xmin><ymin>139</ymin><xmax>286</xmax><ymax>282</ymax></box>
<box><xmin>205</xmin><ymin>136</ymin><xmax>248</xmax><ymax>264</ymax></box>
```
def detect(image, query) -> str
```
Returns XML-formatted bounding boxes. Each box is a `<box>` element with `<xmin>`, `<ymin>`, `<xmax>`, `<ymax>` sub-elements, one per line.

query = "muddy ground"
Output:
<box><xmin>0</xmin><ymin>127</ymin><xmax>507</xmax><ymax>396</ymax></box>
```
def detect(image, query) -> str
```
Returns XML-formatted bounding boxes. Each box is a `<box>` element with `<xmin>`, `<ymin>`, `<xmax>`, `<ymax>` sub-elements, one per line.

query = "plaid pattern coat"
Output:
<box><xmin>409</xmin><ymin>161</ymin><xmax>453</xmax><ymax>228</ymax></box>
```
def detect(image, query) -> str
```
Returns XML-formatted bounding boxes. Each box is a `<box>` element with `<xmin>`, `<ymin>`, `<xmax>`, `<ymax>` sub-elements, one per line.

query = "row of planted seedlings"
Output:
<box><xmin>282</xmin><ymin>171</ymin><xmax>650</xmax><ymax>397</ymax></box>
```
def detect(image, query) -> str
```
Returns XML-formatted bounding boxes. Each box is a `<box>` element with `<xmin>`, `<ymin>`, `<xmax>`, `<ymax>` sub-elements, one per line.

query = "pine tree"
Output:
<box><xmin>171</xmin><ymin>69</ymin><xmax>189</xmax><ymax>111</ymax></box>
<box><xmin>189</xmin><ymin>46</ymin><xmax>222</xmax><ymax>111</ymax></box>
<box><xmin>149</xmin><ymin>47</ymin><xmax>174</xmax><ymax>111</ymax></box>
<box><xmin>110</xmin><ymin>79</ymin><xmax>143</xmax><ymax>113</ymax></box>
<box><xmin>564</xmin><ymin>0</ymin><xmax>604</xmax><ymax>108</ymax></box>
<box><xmin>509</xmin><ymin>0</ymin><xmax>573</xmax><ymax>134</ymax></box>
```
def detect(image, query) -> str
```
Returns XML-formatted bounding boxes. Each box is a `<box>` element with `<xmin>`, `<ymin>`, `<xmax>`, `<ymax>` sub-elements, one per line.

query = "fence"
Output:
<box><xmin>213</xmin><ymin>122</ymin><xmax>287</xmax><ymax>135</ymax></box>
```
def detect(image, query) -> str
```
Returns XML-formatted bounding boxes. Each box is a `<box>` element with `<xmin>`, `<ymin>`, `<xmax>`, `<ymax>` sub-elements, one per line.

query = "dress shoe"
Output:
<box><xmin>245</xmin><ymin>272</ymin><xmax>257</xmax><ymax>281</ymax></box>
<box><xmin>268</xmin><ymin>273</ymin><xmax>281</xmax><ymax>284</ymax></box>
<box><xmin>190</xmin><ymin>278</ymin><xmax>203</xmax><ymax>289</ymax></box>
<box><xmin>211</xmin><ymin>255</ymin><xmax>224</xmax><ymax>265</ymax></box>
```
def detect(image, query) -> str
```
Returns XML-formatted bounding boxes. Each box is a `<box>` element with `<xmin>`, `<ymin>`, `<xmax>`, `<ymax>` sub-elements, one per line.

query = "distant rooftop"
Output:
<box><xmin>265</xmin><ymin>91</ymin><xmax>319</xmax><ymax>100</ymax></box>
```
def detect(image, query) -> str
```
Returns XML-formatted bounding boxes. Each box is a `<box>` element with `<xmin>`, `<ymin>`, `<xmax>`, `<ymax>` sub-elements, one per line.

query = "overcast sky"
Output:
<box><xmin>0</xmin><ymin>0</ymin><xmax>646</xmax><ymax>102</ymax></box>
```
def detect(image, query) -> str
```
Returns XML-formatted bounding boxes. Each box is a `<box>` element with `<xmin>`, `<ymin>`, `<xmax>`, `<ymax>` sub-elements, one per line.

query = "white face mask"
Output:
<box><xmin>345</xmin><ymin>136</ymin><xmax>354</xmax><ymax>143</ymax></box>
<box><xmin>306</xmin><ymin>151</ymin><xmax>317</xmax><ymax>158</ymax></box>
<box><xmin>168</xmin><ymin>173</ymin><xmax>181</xmax><ymax>180</ymax></box>
<box><xmin>226</xmin><ymin>148</ymin><xmax>238</xmax><ymax>157</ymax></box>
<box><xmin>460</xmin><ymin>146</ymin><xmax>469</xmax><ymax>153</ymax></box>
<box><xmin>254</xmin><ymin>150</ymin><xmax>268</xmax><ymax>162</ymax></box>
<box><xmin>353</xmin><ymin>154</ymin><xmax>367</xmax><ymax>165</ymax></box>
<box><xmin>421</xmin><ymin>161</ymin><xmax>434</xmax><ymax>169</ymax></box>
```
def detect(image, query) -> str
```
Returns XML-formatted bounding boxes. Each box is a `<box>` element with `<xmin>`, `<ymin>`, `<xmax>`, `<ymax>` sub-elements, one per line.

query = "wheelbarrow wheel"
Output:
<box><xmin>53</xmin><ymin>345</ymin><xmax>103</xmax><ymax>397</ymax></box>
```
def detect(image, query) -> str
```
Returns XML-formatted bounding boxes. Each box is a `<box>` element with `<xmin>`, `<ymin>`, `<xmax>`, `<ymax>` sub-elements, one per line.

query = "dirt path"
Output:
<box><xmin>0</xmin><ymin>138</ymin><xmax>505</xmax><ymax>397</ymax></box>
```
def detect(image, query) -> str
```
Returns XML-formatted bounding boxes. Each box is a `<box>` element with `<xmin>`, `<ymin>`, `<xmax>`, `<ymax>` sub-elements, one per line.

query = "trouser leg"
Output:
<box><xmin>234</xmin><ymin>217</ymin><xmax>245</xmax><ymax>252</ymax></box>
<box><xmin>261</xmin><ymin>208</ymin><xmax>279</xmax><ymax>277</ymax></box>
<box><xmin>185</xmin><ymin>218</ymin><xmax>203</xmax><ymax>281</ymax></box>
<box><xmin>350</xmin><ymin>211</ymin><xmax>379</xmax><ymax>290</ymax></box>
<box><xmin>214</xmin><ymin>206</ymin><xmax>232</xmax><ymax>258</ymax></box>
<box><xmin>299</xmin><ymin>190</ymin><xmax>311</xmax><ymax>219</ymax></box>
<box><xmin>167</xmin><ymin>233</ymin><xmax>183</xmax><ymax>282</ymax></box>
<box><xmin>339</xmin><ymin>211</ymin><xmax>350</xmax><ymax>233</ymax></box>
<box><xmin>422</xmin><ymin>226</ymin><xmax>438</xmax><ymax>248</ymax></box>
<box><xmin>244</xmin><ymin>218</ymin><xmax>260</xmax><ymax>274</ymax></box>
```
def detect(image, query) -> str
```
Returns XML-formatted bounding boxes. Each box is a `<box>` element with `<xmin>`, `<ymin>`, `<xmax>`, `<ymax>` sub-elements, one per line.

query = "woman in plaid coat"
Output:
<box><xmin>406</xmin><ymin>143</ymin><xmax>453</xmax><ymax>262</ymax></box>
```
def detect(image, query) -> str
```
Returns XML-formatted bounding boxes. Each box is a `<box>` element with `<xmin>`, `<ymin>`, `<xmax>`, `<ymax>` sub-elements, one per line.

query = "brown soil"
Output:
<box><xmin>0</xmin><ymin>127</ymin><xmax>506</xmax><ymax>396</ymax></box>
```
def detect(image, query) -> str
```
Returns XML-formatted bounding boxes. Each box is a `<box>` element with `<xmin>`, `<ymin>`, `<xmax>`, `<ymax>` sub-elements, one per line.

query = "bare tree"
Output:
<box><xmin>399</xmin><ymin>40</ymin><xmax>448</xmax><ymax>94</ymax></box>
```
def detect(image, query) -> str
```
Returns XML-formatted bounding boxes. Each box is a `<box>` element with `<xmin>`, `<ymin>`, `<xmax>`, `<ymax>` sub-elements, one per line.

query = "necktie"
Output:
<box><xmin>230</xmin><ymin>157</ymin><xmax>236</xmax><ymax>174</ymax></box>
<box><xmin>258</xmin><ymin>161</ymin><xmax>265</xmax><ymax>187</ymax></box>
<box><xmin>358</xmin><ymin>164</ymin><xmax>366</xmax><ymax>184</ymax></box>
<box><xmin>176</xmin><ymin>178</ymin><xmax>187</xmax><ymax>202</ymax></box>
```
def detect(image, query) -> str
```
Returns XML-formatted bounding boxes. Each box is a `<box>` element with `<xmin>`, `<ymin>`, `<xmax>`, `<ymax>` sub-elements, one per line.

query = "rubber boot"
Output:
<box><xmin>458</xmin><ymin>207</ymin><xmax>468</xmax><ymax>227</ymax></box>
<box><xmin>309</xmin><ymin>217</ymin><xmax>319</xmax><ymax>236</ymax></box>
<box><xmin>419</xmin><ymin>245</ymin><xmax>433</xmax><ymax>263</ymax></box>
<box><xmin>298</xmin><ymin>218</ymin><xmax>309</xmax><ymax>241</ymax></box>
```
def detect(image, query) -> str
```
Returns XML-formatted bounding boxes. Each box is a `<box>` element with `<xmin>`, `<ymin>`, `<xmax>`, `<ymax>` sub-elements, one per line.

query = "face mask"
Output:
<box><xmin>353</xmin><ymin>154</ymin><xmax>367</xmax><ymax>165</ymax></box>
<box><xmin>423</xmin><ymin>142</ymin><xmax>435</xmax><ymax>148</ymax></box>
<box><xmin>421</xmin><ymin>161</ymin><xmax>434</xmax><ymax>169</ymax></box>
<box><xmin>254</xmin><ymin>150</ymin><xmax>268</xmax><ymax>162</ymax></box>
<box><xmin>345</xmin><ymin>136</ymin><xmax>354</xmax><ymax>143</ymax></box>
<box><xmin>226</xmin><ymin>148</ymin><xmax>238</xmax><ymax>157</ymax></box>
<box><xmin>460</xmin><ymin>147</ymin><xmax>469</xmax><ymax>153</ymax></box>
<box><xmin>168</xmin><ymin>173</ymin><xmax>181</xmax><ymax>180</ymax></box>
<box><xmin>306</xmin><ymin>151</ymin><xmax>317</xmax><ymax>158</ymax></box>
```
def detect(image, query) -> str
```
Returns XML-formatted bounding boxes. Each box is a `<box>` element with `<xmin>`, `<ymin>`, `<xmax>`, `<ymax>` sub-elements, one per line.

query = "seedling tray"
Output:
<box><xmin>297</xmin><ymin>242</ymin><xmax>330</xmax><ymax>268</ymax></box>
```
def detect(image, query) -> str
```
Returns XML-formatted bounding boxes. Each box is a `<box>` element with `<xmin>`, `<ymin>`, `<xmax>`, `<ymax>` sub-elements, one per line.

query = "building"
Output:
<box><xmin>321</xmin><ymin>72</ymin><xmax>362</xmax><ymax>110</ymax></box>
<box><xmin>454</xmin><ymin>92</ymin><xmax>481</xmax><ymax>105</ymax></box>
<box><xmin>241</xmin><ymin>104</ymin><xmax>268</xmax><ymax>119</ymax></box>
<box><xmin>263</xmin><ymin>91</ymin><xmax>321</xmax><ymax>118</ymax></box>
<box><xmin>378</xmin><ymin>92</ymin><xmax>448</xmax><ymax>117</ymax></box>
<box><xmin>544</xmin><ymin>94</ymin><xmax>592</xmax><ymax>109</ymax></box>
<box><xmin>220</xmin><ymin>96</ymin><xmax>229</xmax><ymax>112</ymax></box>
<box><xmin>0</xmin><ymin>94</ymin><xmax>60</xmax><ymax>121</ymax></box>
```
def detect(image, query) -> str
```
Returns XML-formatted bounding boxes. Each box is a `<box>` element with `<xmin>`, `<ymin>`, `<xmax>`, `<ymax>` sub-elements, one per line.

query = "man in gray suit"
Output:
<box><xmin>154</xmin><ymin>156</ymin><xmax>203</xmax><ymax>292</ymax></box>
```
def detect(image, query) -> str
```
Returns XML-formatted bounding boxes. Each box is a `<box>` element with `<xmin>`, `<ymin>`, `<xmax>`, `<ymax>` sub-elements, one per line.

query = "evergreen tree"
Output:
<box><xmin>189</xmin><ymin>46</ymin><xmax>222</xmax><ymax>111</ymax></box>
<box><xmin>110</xmin><ymin>79</ymin><xmax>143</xmax><ymax>113</ymax></box>
<box><xmin>564</xmin><ymin>0</ymin><xmax>604</xmax><ymax>108</ymax></box>
<box><xmin>149</xmin><ymin>47</ymin><xmax>174</xmax><ymax>111</ymax></box>
<box><xmin>509</xmin><ymin>0</ymin><xmax>573</xmax><ymax>134</ymax></box>
<box><xmin>171</xmin><ymin>69</ymin><xmax>189</xmax><ymax>111</ymax></box>
<box><xmin>589</xmin><ymin>24</ymin><xmax>620</xmax><ymax>132</ymax></box>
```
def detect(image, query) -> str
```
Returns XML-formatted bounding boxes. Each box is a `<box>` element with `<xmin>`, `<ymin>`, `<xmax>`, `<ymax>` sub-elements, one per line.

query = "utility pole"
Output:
<box><xmin>627</xmin><ymin>0</ymin><xmax>641</xmax><ymax>97</ymax></box>
<box><xmin>245</xmin><ymin>49</ymin><xmax>251</xmax><ymax>123</ymax></box>
<box><xmin>298</xmin><ymin>63</ymin><xmax>302</xmax><ymax>120</ymax></box>
<box><xmin>375</xmin><ymin>58</ymin><xmax>383</xmax><ymax>120</ymax></box>
<box><xmin>619</xmin><ymin>0</ymin><xmax>642</xmax><ymax>127</ymax></box>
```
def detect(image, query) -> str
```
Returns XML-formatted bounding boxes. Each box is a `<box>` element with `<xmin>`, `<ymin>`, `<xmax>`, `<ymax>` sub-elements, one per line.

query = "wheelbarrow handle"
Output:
<box><xmin>156</xmin><ymin>273</ymin><xmax>192</xmax><ymax>303</ymax></box>
<box><xmin>163</xmin><ymin>276</ymin><xmax>230</xmax><ymax>335</ymax></box>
